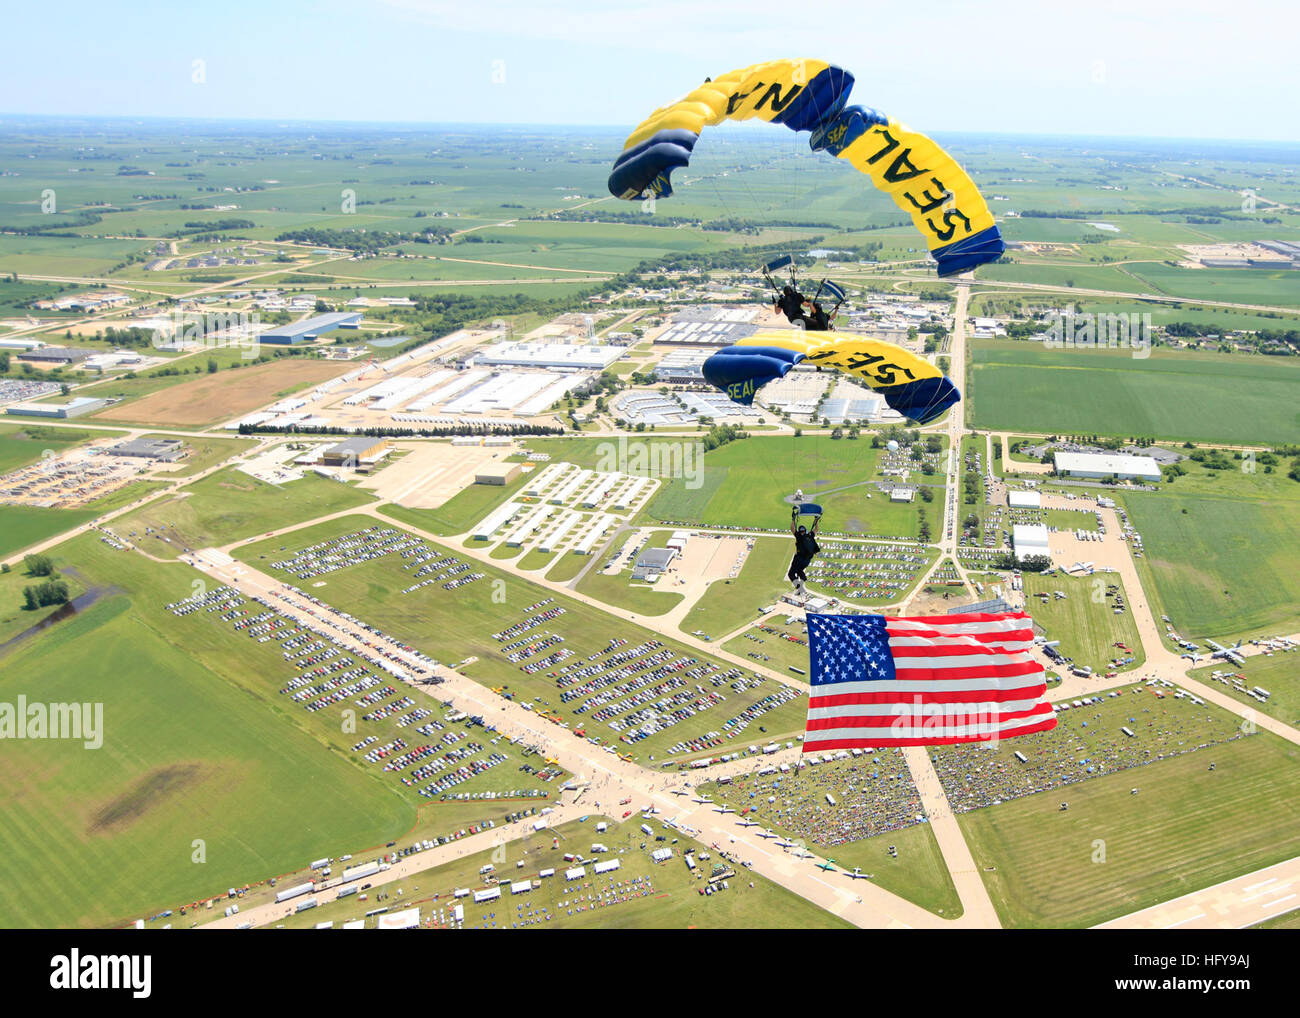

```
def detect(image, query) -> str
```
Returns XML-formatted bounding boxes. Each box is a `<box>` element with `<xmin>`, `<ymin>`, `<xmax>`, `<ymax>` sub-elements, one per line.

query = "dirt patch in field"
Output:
<box><xmin>87</xmin><ymin>763</ymin><xmax>206</xmax><ymax>836</ymax></box>
<box><xmin>92</xmin><ymin>359</ymin><xmax>348</xmax><ymax>428</ymax></box>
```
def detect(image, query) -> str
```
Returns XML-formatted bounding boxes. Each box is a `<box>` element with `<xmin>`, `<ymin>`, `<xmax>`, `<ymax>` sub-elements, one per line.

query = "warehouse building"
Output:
<box><xmin>475</xmin><ymin>463</ymin><xmax>522</xmax><ymax>486</ymax></box>
<box><xmin>632</xmin><ymin>547</ymin><xmax>678</xmax><ymax>582</ymax></box>
<box><xmin>1013</xmin><ymin>524</ymin><xmax>1051</xmax><ymax>563</ymax></box>
<box><xmin>320</xmin><ymin>436</ymin><xmax>390</xmax><ymax>468</ymax></box>
<box><xmin>17</xmin><ymin>346</ymin><xmax>91</xmax><ymax>365</ymax></box>
<box><xmin>259</xmin><ymin>312</ymin><xmax>362</xmax><ymax>345</ymax></box>
<box><xmin>110</xmin><ymin>437</ymin><xmax>187</xmax><ymax>462</ymax></box>
<box><xmin>472</xmin><ymin>341</ymin><xmax>623</xmax><ymax>371</ymax></box>
<box><xmin>6</xmin><ymin>396</ymin><xmax>105</xmax><ymax>418</ymax></box>
<box><xmin>1007</xmin><ymin>490</ymin><xmax>1042</xmax><ymax>509</ymax></box>
<box><xmin>1053</xmin><ymin>451</ymin><xmax>1161</xmax><ymax>482</ymax></box>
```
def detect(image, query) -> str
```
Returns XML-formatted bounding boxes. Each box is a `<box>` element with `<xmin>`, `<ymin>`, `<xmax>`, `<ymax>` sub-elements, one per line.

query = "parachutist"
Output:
<box><xmin>788</xmin><ymin>510</ymin><xmax>821</xmax><ymax>596</ymax></box>
<box><xmin>773</xmin><ymin>284</ymin><xmax>809</xmax><ymax>327</ymax></box>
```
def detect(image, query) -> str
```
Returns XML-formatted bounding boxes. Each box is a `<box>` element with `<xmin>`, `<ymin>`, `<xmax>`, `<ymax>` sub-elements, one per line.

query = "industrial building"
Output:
<box><xmin>110</xmin><ymin>437</ymin><xmax>186</xmax><ymax>462</ymax></box>
<box><xmin>259</xmin><ymin>312</ymin><xmax>363</xmax><ymax>345</ymax></box>
<box><xmin>1013</xmin><ymin>524</ymin><xmax>1051</xmax><ymax>563</ymax></box>
<box><xmin>632</xmin><ymin>547</ymin><xmax>677</xmax><ymax>582</ymax></box>
<box><xmin>1053</xmin><ymin>451</ymin><xmax>1161</xmax><ymax>482</ymax></box>
<box><xmin>653</xmin><ymin>349</ymin><xmax>709</xmax><ymax>384</ymax></box>
<box><xmin>5</xmin><ymin>396</ymin><xmax>106</xmax><ymax>418</ymax></box>
<box><xmin>471</xmin><ymin>341</ymin><xmax>623</xmax><ymax>371</ymax></box>
<box><xmin>475</xmin><ymin>463</ymin><xmax>522</xmax><ymax>486</ymax></box>
<box><xmin>1007</xmin><ymin>490</ymin><xmax>1042</xmax><ymax>509</ymax></box>
<box><xmin>320</xmin><ymin>436</ymin><xmax>390</xmax><ymax>468</ymax></box>
<box><xmin>654</xmin><ymin>306</ymin><xmax>760</xmax><ymax>346</ymax></box>
<box><xmin>17</xmin><ymin>346</ymin><xmax>91</xmax><ymax>365</ymax></box>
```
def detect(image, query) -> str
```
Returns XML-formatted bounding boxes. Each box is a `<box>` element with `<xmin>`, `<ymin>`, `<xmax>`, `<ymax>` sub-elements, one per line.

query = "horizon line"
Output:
<box><xmin>1</xmin><ymin>111</ymin><xmax>1298</xmax><ymax>148</ymax></box>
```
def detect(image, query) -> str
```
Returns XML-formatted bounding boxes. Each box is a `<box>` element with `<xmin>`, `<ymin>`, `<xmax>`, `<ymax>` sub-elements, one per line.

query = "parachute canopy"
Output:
<box><xmin>793</xmin><ymin>502</ymin><xmax>824</xmax><ymax>517</ymax></box>
<box><xmin>702</xmin><ymin>332</ymin><xmax>959</xmax><ymax>426</ymax></box>
<box><xmin>609</xmin><ymin>58</ymin><xmax>1004</xmax><ymax>276</ymax></box>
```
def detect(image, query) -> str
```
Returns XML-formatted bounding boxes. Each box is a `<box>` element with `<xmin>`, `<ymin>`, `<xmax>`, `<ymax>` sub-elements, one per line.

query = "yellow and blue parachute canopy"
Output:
<box><xmin>702</xmin><ymin>331</ymin><xmax>959</xmax><ymax>426</ymax></box>
<box><xmin>609</xmin><ymin>58</ymin><xmax>1003</xmax><ymax>276</ymax></box>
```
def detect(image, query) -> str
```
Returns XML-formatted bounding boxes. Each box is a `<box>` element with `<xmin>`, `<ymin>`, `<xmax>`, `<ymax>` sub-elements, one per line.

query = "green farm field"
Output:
<box><xmin>0</xmin><ymin>534</ymin><xmax>413</xmax><ymax>928</ymax></box>
<box><xmin>959</xmin><ymin>730</ymin><xmax>1300</xmax><ymax>928</ymax></box>
<box><xmin>1121</xmin><ymin>487</ymin><xmax>1300</xmax><ymax>642</ymax></box>
<box><xmin>967</xmin><ymin>339</ymin><xmax>1300</xmax><ymax>445</ymax></box>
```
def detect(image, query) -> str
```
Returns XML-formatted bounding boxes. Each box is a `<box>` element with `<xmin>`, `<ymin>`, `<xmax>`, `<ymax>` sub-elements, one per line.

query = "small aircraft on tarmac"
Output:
<box><xmin>845</xmin><ymin>868</ymin><xmax>872</xmax><ymax>880</ymax></box>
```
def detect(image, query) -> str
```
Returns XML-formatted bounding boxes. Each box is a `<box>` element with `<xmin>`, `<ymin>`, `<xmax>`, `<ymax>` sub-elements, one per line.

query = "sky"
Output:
<box><xmin>2</xmin><ymin>0</ymin><xmax>1297</xmax><ymax>141</ymax></box>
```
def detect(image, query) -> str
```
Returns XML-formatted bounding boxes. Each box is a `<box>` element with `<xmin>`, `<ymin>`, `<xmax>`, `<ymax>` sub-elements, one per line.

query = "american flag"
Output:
<box><xmin>803</xmin><ymin>612</ymin><xmax>1056</xmax><ymax>750</ymax></box>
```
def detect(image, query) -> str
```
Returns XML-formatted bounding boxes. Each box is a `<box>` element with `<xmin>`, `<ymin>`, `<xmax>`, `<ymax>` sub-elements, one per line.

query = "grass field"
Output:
<box><xmin>0</xmin><ymin>505</ymin><xmax>100</xmax><ymax>560</ymax></box>
<box><xmin>378</xmin><ymin>472</ymin><xmax>529</xmax><ymax>537</ymax></box>
<box><xmin>725</xmin><ymin>619</ymin><xmax>812</xmax><ymax>679</ymax></box>
<box><xmin>112</xmin><ymin>468</ymin><xmax>375</xmax><ymax>558</ymax></box>
<box><xmin>545</xmin><ymin>550</ymin><xmax>591</xmax><ymax>583</ymax></box>
<box><xmin>958</xmin><ymin>730</ymin><xmax>1300</xmax><ymax>928</ymax></box>
<box><xmin>967</xmin><ymin>339</ymin><xmax>1300</xmax><ymax>445</ymax></box>
<box><xmin>268</xmin><ymin>816</ymin><xmax>854</xmax><ymax>930</ymax></box>
<box><xmin>0</xmin><ymin>534</ymin><xmax>414</xmax><ymax>928</ymax></box>
<box><xmin>574</xmin><ymin>569</ymin><xmax>683</xmax><ymax>617</ymax></box>
<box><xmin>1190</xmin><ymin>654</ymin><xmax>1300</xmax><ymax>728</ymax></box>
<box><xmin>1022</xmin><ymin>572</ymin><xmax>1145</xmax><ymax>674</ymax></box>
<box><xmin>677</xmin><ymin>537</ymin><xmax>792</xmax><ymax>640</ymax></box>
<box><xmin>1120</xmin><ymin>488</ymin><xmax>1300</xmax><ymax>642</ymax></box>
<box><xmin>0</xmin><ymin>556</ymin><xmax>87</xmax><ymax>647</ymax></box>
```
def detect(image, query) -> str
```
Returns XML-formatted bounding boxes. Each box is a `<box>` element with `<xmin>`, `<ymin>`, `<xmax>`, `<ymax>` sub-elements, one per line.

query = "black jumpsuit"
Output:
<box><xmin>788</xmin><ymin>529</ymin><xmax>819</xmax><ymax>583</ymax></box>
<box><xmin>774</xmin><ymin>290</ymin><xmax>808</xmax><ymax>326</ymax></box>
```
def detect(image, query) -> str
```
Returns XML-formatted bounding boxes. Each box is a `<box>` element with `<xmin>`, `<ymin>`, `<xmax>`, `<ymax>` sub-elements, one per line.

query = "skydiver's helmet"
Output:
<box><xmin>782</xmin><ymin>285</ymin><xmax>796</xmax><ymax>298</ymax></box>
<box><xmin>797</xmin><ymin>525</ymin><xmax>807</xmax><ymax>535</ymax></box>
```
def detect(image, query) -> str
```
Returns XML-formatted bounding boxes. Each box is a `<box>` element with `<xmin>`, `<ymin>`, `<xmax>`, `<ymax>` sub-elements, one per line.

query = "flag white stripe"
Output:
<box><xmin>806</xmin><ymin>714</ymin><xmax>1054</xmax><ymax>742</ymax></box>
<box><xmin>808</xmin><ymin>677</ymin><xmax>1043</xmax><ymax>697</ymax></box>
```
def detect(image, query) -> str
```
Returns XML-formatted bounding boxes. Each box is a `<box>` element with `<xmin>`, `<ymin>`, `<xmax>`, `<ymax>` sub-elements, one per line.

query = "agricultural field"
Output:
<box><xmin>967</xmin><ymin>339</ymin><xmax>1300</xmax><ymax>445</ymax></box>
<box><xmin>0</xmin><ymin>533</ymin><xmax>414</xmax><ymax>928</ymax></box>
<box><xmin>1119</xmin><ymin>485</ymin><xmax>1300</xmax><ymax>642</ymax></box>
<box><xmin>88</xmin><ymin>357</ymin><xmax>350</xmax><ymax>428</ymax></box>
<box><xmin>957</xmin><ymin>728</ymin><xmax>1300</xmax><ymax>928</ymax></box>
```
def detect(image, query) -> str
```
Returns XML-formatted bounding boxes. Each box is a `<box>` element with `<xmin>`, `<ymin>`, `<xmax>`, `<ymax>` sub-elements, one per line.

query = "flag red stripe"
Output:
<box><xmin>810</xmin><ymin>684</ymin><xmax>1047</xmax><ymax>708</ymax></box>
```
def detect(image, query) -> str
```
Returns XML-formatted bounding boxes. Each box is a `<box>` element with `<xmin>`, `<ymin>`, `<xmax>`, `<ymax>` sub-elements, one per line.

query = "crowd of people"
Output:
<box><xmin>929</xmin><ymin>687</ymin><xmax>1248</xmax><ymax>813</ymax></box>
<box><xmin>718</xmin><ymin>752</ymin><xmax>925</xmax><ymax>847</ymax></box>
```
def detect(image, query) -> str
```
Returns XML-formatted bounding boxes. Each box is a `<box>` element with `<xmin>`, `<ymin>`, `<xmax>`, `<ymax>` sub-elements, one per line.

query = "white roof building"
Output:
<box><xmin>1008</xmin><ymin>490</ymin><xmax>1042</xmax><ymax>509</ymax></box>
<box><xmin>1053</xmin><ymin>451</ymin><xmax>1161</xmax><ymax>482</ymax></box>
<box><xmin>1013</xmin><ymin>524</ymin><xmax>1051</xmax><ymax>563</ymax></box>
